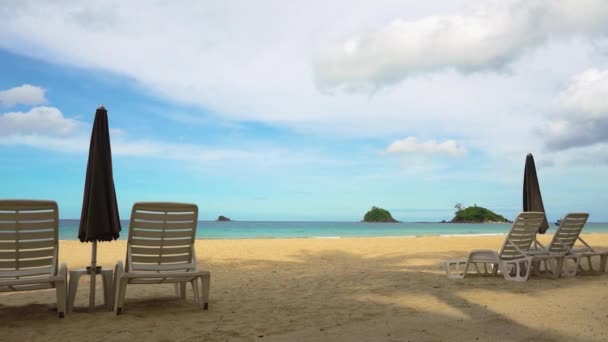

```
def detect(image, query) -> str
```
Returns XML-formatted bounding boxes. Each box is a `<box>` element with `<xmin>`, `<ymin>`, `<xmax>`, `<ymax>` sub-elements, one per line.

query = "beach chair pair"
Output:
<box><xmin>533</xmin><ymin>213</ymin><xmax>608</xmax><ymax>277</ymax></box>
<box><xmin>0</xmin><ymin>200</ymin><xmax>210</xmax><ymax>317</ymax></box>
<box><xmin>444</xmin><ymin>212</ymin><xmax>608</xmax><ymax>281</ymax></box>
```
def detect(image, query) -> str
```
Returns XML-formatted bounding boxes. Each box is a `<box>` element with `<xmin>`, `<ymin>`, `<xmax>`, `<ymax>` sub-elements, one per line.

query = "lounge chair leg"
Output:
<box><xmin>56</xmin><ymin>281</ymin><xmax>66</xmax><ymax>318</ymax></box>
<box><xmin>115</xmin><ymin>279</ymin><xmax>128</xmax><ymax>315</ymax></box>
<box><xmin>200</xmin><ymin>272</ymin><xmax>210</xmax><ymax>310</ymax></box>
<box><xmin>562</xmin><ymin>255</ymin><xmax>579</xmax><ymax>277</ymax></box>
<box><xmin>553</xmin><ymin>257</ymin><xmax>564</xmax><ymax>278</ymax></box>
<box><xmin>100</xmin><ymin>269</ymin><xmax>114</xmax><ymax>310</ymax></box>
<box><xmin>191</xmin><ymin>279</ymin><xmax>200</xmax><ymax>305</ymax></box>
<box><xmin>577</xmin><ymin>254</ymin><xmax>608</xmax><ymax>275</ymax></box>
<box><xmin>67</xmin><ymin>269</ymin><xmax>85</xmax><ymax>313</ymax></box>
<box><xmin>179</xmin><ymin>282</ymin><xmax>187</xmax><ymax>299</ymax></box>
<box><xmin>481</xmin><ymin>263</ymin><xmax>493</xmax><ymax>275</ymax></box>
<box><xmin>538</xmin><ymin>256</ymin><xmax>564</xmax><ymax>278</ymax></box>
<box><xmin>502</xmin><ymin>258</ymin><xmax>531</xmax><ymax>282</ymax></box>
<box><xmin>532</xmin><ymin>259</ymin><xmax>543</xmax><ymax>276</ymax></box>
<box><xmin>544</xmin><ymin>259</ymin><xmax>552</xmax><ymax>276</ymax></box>
<box><xmin>478</xmin><ymin>262</ymin><xmax>496</xmax><ymax>276</ymax></box>
<box><xmin>588</xmin><ymin>256</ymin><xmax>596</xmax><ymax>272</ymax></box>
<box><xmin>463</xmin><ymin>261</ymin><xmax>472</xmax><ymax>277</ymax></box>
<box><xmin>56</xmin><ymin>263</ymin><xmax>68</xmax><ymax>318</ymax></box>
<box><xmin>446</xmin><ymin>261</ymin><xmax>465</xmax><ymax>279</ymax></box>
<box><xmin>114</xmin><ymin>262</ymin><xmax>127</xmax><ymax>315</ymax></box>
<box><xmin>578</xmin><ymin>256</ymin><xmax>593</xmax><ymax>273</ymax></box>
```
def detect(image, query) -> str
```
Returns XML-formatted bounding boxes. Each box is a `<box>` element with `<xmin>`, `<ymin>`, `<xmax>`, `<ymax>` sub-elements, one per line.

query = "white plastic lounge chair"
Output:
<box><xmin>0</xmin><ymin>200</ymin><xmax>67</xmax><ymax>317</ymax></box>
<box><xmin>534</xmin><ymin>213</ymin><xmax>607</xmax><ymax>277</ymax></box>
<box><xmin>444</xmin><ymin>212</ymin><xmax>546</xmax><ymax>282</ymax></box>
<box><xmin>114</xmin><ymin>202</ymin><xmax>210</xmax><ymax>315</ymax></box>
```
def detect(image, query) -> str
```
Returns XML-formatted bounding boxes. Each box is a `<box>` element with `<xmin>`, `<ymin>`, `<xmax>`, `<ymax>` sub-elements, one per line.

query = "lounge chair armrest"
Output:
<box><xmin>467</xmin><ymin>249</ymin><xmax>500</xmax><ymax>263</ymax></box>
<box><xmin>445</xmin><ymin>250</ymin><xmax>500</xmax><ymax>279</ymax></box>
<box><xmin>468</xmin><ymin>249</ymin><xmax>498</xmax><ymax>254</ymax></box>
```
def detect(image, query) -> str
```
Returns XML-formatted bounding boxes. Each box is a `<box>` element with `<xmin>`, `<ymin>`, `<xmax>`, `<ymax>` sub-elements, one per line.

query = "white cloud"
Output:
<box><xmin>0</xmin><ymin>130</ymin><xmax>280</xmax><ymax>163</ymax></box>
<box><xmin>0</xmin><ymin>106</ymin><xmax>313</xmax><ymax>165</ymax></box>
<box><xmin>110</xmin><ymin>139</ymin><xmax>268</xmax><ymax>163</ymax></box>
<box><xmin>314</xmin><ymin>0</ymin><xmax>608</xmax><ymax>92</ymax></box>
<box><xmin>0</xmin><ymin>131</ymin><xmax>290</xmax><ymax>165</ymax></box>
<box><xmin>543</xmin><ymin>68</ymin><xmax>608</xmax><ymax>151</ymax></box>
<box><xmin>529</xmin><ymin>143</ymin><xmax>608</xmax><ymax>167</ymax></box>
<box><xmin>0</xmin><ymin>0</ymin><xmax>605</xmax><ymax>168</ymax></box>
<box><xmin>555</xmin><ymin>68</ymin><xmax>608</xmax><ymax>115</ymax></box>
<box><xmin>386</xmin><ymin>137</ymin><xmax>467</xmax><ymax>157</ymax></box>
<box><xmin>0</xmin><ymin>106</ymin><xmax>80</xmax><ymax>137</ymax></box>
<box><xmin>109</xmin><ymin>128</ymin><xmax>126</xmax><ymax>138</ymax></box>
<box><xmin>0</xmin><ymin>84</ymin><xmax>47</xmax><ymax>107</ymax></box>
<box><xmin>0</xmin><ymin>134</ymin><xmax>88</xmax><ymax>153</ymax></box>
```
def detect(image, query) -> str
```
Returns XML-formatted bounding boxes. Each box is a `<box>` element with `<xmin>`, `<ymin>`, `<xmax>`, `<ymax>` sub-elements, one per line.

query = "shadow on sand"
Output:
<box><xmin>1</xmin><ymin>247</ymin><xmax>607</xmax><ymax>341</ymax></box>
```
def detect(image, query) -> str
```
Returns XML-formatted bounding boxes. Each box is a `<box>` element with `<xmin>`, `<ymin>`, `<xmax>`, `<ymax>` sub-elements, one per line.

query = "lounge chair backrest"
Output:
<box><xmin>127</xmin><ymin>202</ymin><xmax>199</xmax><ymax>272</ymax></box>
<box><xmin>498</xmin><ymin>211</ymin><xmax>545</xmax><ymax>260</ymax></box>
<box><xmin>548</xmin><ymin>213</ymin><xmax>589</xmax><ymax>254</ymax></box>
<box><xmin>0</xmin><ymin>200</ymin><xmax>59</xmax><ymax>283</ymax></box>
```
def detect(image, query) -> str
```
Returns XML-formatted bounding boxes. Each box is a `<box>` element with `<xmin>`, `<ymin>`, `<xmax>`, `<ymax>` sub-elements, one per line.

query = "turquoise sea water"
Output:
<box><xmin>59</xmin><ymin>220</ymin><xmax>608</xmax><ymax>240</ymax></box>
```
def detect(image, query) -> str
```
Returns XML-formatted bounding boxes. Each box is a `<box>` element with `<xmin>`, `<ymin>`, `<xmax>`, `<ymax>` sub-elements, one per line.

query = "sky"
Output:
<box><xmin>1</xmin><ymin>0</ymin><xmax>608</xmax><ymax>221</ymax></box>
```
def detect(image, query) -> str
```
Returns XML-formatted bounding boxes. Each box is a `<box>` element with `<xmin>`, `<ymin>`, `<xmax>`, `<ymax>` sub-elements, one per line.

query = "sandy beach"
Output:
<box><xmin>2</xmin><ymin>234</ymin><xmax>608</xmax><ymax>342</ymax></box>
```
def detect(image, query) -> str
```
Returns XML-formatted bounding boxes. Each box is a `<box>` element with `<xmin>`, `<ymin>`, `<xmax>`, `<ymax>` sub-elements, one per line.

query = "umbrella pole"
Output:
<box><xmin>89</xmin><ymin>240</ymin><xmax>97</xmax><ymax>312</ymax></box>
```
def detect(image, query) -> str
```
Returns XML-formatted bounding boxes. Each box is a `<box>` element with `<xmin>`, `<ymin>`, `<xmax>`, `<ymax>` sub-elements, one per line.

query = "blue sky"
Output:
<box><xmin>1</xmin><ymin>0</ymin><xmax>608</xmax><ymax>221</ymax></box>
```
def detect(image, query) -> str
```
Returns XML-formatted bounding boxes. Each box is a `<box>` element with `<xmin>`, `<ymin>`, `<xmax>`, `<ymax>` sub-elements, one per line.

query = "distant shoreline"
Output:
<box><xmin>57</xmin><ymin>231</ymin><xmax>608</xmax><ymax>241</ymax></box>
<box><xmin>56</xmin><ymin>221</ymin><xmax>608</xmax><ymax>240</ymax></box>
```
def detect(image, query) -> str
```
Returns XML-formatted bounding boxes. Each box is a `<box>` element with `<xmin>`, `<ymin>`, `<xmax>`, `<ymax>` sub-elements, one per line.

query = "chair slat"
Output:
<box><xmin>0</xmin><ymin>221</ymin><xmax>56</xmax><ymax>231</ymax></box>
<box><xmin>0</xmin><ymin>248</ymin><xmax>54</xmax><ymax>259</ymax></box>
<box><xmin>127</xmin><ymin>277</ymin><xmax>198</xmax><ymax>284</ymax></box>
<box><xmin>549</xmin><ymin>213</ymin><xmax>589</xmax><ymax>253</ymax></box>
<box><xmin>0</xmin><ymin>211</ymin><xmax>56</xmax><ymax>221</ymax></box>
<box><xmin>0</xmin><ymin>239</ymin><xmax>55</xmax><ymax>250</ymax></box>
<box><xmin>131</xmin><ymin>229</ymin><xmax>193</xmax><ymax>239</ymax></box>
<box><xmin>130</xmin><ymin>263</ymin><xmax>196</xmax><ymax>271</ymax></box>
<box><xmin>0</xmin><ymin>257</ymin><xmax>54</xmax><ymax>269</ymax></box>
<box><xmin>133</xmin><ymin>212</ymin><xmax>196</xmax><ymax>221</ymax></box>
<box><xmin>131</xmin><ymin>237</ymin><xmax>191</xmax><ymax>247</ymax></box>
<box><xmin>131</xmin><ymin>246</ymin><xmax>192</xmax><ymax>255</ymax></box>
<box><xmin>0</xmin><ymin>200</ymin><xmax>58</xmax><ymax>212</ymax></box>
<box><xmin>498</xmin><ymin>212</ymin><xmax>545</xmax><ymax>258</ymax></box>
<box><xmin>0</xmin><ymin>283</ymin><xmax>54</xmax><ymax>292</ymax></box>
<box><xmin>0</xmin><ymin>230</ymin><xmax>55</xmax><ymax>240</ymax></box>
<box><xmin>131</xmin><ymin>221</ymin><xmax>195</xmax><ymax>230</ymax></box>
<box><xmin>0</xmin><ymin>266</ymin><xmax>54</xmax><ymax>278</ymax></box>
<box><xmin>132</xmin><ymin>254</ymin><xmax>192</xmax><ymax>264</ymax></box>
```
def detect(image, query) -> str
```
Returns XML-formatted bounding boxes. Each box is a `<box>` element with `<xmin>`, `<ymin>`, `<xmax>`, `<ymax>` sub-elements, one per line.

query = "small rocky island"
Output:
<box><xmin>216</xmin><ymin>215</ymin><xmax>232</xmax><ymax>222</ymax></box>
<box><xmin>451</xmin><ymin>205</ymin><xmax>508</xmax><ymax>223</ymax></box>
<box><xmin>362</xmin><ymin>206</ymin><xmax>399</xmax><ymax>223</ymax></box>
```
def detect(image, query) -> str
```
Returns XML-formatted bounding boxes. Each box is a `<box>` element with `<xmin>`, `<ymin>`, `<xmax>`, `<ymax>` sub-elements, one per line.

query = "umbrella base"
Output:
<box><xmin>67</xmin><ymin>267</ymin><xmax>114</xmax><ymax>313</ymax></box>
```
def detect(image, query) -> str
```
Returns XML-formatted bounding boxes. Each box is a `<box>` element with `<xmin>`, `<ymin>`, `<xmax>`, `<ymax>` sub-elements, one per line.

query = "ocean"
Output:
<box><xmin>59</xmin><ymin>220</ymin><xmax>608</xmax><ymax>240</ymax></box>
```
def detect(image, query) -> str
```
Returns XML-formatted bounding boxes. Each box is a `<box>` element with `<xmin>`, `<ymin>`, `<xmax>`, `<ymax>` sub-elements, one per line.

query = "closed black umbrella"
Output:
<box><xmin>523</xmin><ymin>153</ymin><xmax>548</xmax><ymax>233</ymax></box>
<box><xmin>79</xmin><ymin>106</ymin><xmax>121</xmax><ymax>311</ymax></box>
